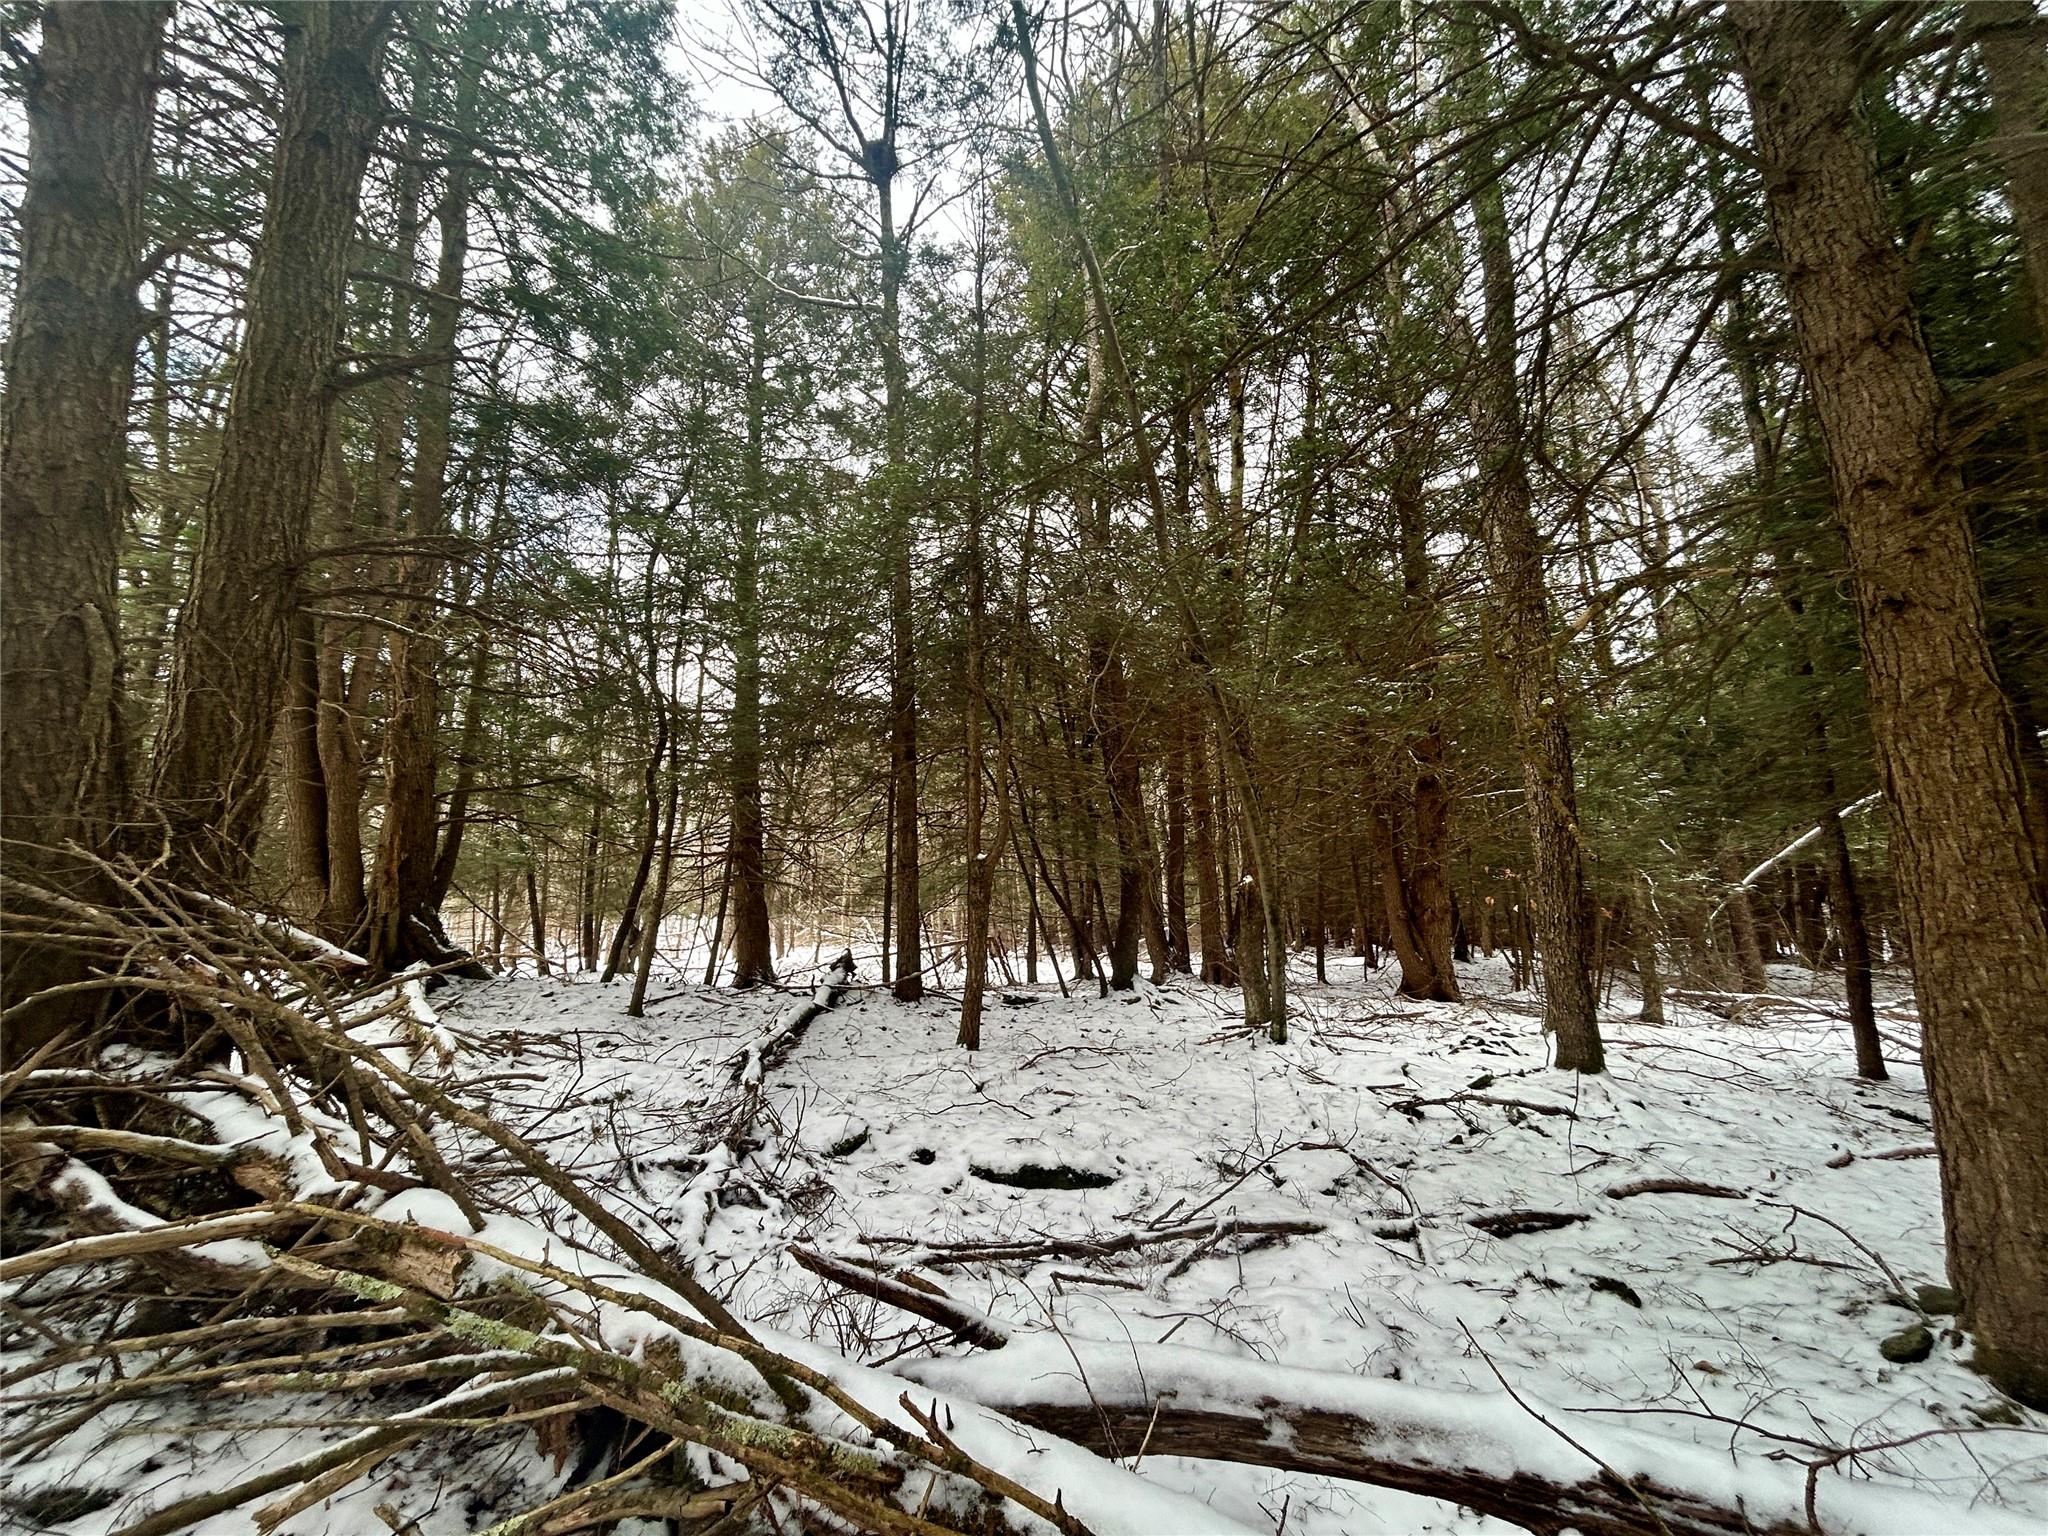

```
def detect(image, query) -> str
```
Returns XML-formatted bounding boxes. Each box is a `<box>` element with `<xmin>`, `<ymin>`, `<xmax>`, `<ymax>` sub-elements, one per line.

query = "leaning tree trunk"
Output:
<box><xmin>729</xmin><ymin>293</ymin><xmax>776</xmax><ymax>989</ymax></box>
<box><xmin>148</xmin><ymin>0</ymin><xmax>390</xmax><ymax>889</ymax></box>
<box><xmin>1462</xmin><ymin>82</ymin><xmax>1603</xmax><ymax>1073</ymax></box>
<box><xmin>0</xmin><ymin>0</ymin><xmax>170</xmax><ymax>1055</ymax></box>
<box><xmin>1729</xmin><ymin>0</ymin><xmax>2048</xmax><ymax>1408</ymax></box>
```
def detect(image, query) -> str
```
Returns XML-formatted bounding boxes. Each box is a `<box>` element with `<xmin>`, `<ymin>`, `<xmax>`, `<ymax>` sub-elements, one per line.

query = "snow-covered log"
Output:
<box><xmin>903</xmin><ymin>1337</ymin><xmax>2032</xmax><ymax>1536</ymax></box>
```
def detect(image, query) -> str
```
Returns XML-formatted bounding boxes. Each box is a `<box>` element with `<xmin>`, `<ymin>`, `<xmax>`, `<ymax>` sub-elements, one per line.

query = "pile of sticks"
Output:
<box><xmin>0</xmin><ymin>869</ymin><xmax>1098</xmax><ymax>1536</ymax></box>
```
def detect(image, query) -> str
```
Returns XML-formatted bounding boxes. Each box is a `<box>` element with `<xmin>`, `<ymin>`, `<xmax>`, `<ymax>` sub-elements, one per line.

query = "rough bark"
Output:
<box><xmin>147</xmin><ymin>0</ymin><xmax>392</xmax><ymax>888</ymax></box>
<box><xmin>1164</xmin><ymin>735</ymin><xmax>1192</xmax><ymax>970</ymax></box>
<box><xmin>0</xmin><ymin>1</ymin><xmax>169</xmax><ymax>1050</ymax></box>
<box><xmin>1730</xmin><ymin>0</ymin><xmax>2048</xmax><ymax>1407</ymax></box>
<box><xmin>364</xmin><ymin>33</ymin><xmax>473</xmax><ymax>973</ymax></box>
<box><xmin>1389</xmin><ymin>387</ymin><xmax>1459</xmax><ymax>1001</ymax></box>
<box><xmin>876</xmin><ymin>172</ymin><xmax>922</xmax><ymax>1003</ymax></box>
<box><xmin>1461</xmin><ymin>62</ymin><xmax>1603</xmax><ymax>1073</ymax></box>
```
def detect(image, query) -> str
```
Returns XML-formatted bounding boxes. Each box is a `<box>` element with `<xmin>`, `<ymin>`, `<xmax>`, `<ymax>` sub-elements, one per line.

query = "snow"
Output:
<box><xmin>9</xmin><ymin>949</ymin><xmax>2045</xmax><ymax>1536</ymax></box>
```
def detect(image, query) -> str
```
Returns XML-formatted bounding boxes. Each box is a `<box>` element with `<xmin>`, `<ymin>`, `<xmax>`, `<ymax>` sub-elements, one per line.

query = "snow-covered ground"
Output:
<box><xmin>8</xmin><ymin>950</ymin><xmax>2045</xmax><ymax>1535</ymax></box>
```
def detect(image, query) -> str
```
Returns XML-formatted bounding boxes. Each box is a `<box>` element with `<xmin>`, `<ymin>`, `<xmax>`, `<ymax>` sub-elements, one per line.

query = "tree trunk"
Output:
<box><xmin>0</xmin><ymin>1</ymin><xmax>169</xmax><ymax>1051</ymax></box>
<box><xmin>279</xmin><ymin>609</ymin><xmax>330</xmax><ymax>920</ymax></box>
<box><xmin>1462</xmin><ymin>56</ymin><xmax>1602</xmax><ymax>1072</ymax></box>
<box><xmin>1717</xmin><ymin>849</ymin><xmax>1770</xmax><ymax>992</ymax></box>
<box><xmin>629</xmin><ymin>745</ymin><xmax>684</xmax><ymax>1019</ymax></box>
<box><xmin>1073</xmin><ymin>290</ymin><xmax>1164</xmax><ymax>992</ymax></box>
<box><xmin>729</xmin><ymin>295</ymin><xmax>776</xmax><ymax>990</ymax></box>
<box><xmin>875</xmin><ymin>172</ymin><xmax>922</xmax><ymax>1003</ymax></box>
<box><xmin>426</xmin><ymin>463</ymin><xmax>512</xmax><ymax>912</ymax></box>
<box><xmin>1819</xmin><ymin>809</ymin><xmax>1884</xmax><ymax>1080</ymax></box>
<box><xmin>1164</xmin><ymin>733</ymin><xmax>1192</xmax><ymax>970</ymax></box>
<box><xmin>364</xmin><ymin>41</ymin><xmax>473</xmax><ymax>972</ymax></box>
<box><xmin>1186</xmin><ymin>719</ymin><xmax>1234</xmax><ymax>985</ymax></box>
<box><xmin>1730</xmin><ymin>0</ymin><xmax>2048</xmax><ymax>1407</ymax></box>
<box><xmin>1972</xmin><ymin>0</ymin><xmax>2048</xmax><ymax>346</ymax></box>
<box><xmin>525</xmin><ymin>856</ymin><xmax>550</xmax><ymax>977</ymax></box>
<box><xmin>959</xmin><ymin>241</ymin><xmax>1001</xmax><ymax>1048</ymax></box>
<box><xmin>147</xmin><ymin>1</ymin><xmax>391</xmax><ymax>888</ymax></box>
<box><xmin>1631</xmin><ymin>876</ymin><xmax>1665</xmax><ymax>1025</ymax></box>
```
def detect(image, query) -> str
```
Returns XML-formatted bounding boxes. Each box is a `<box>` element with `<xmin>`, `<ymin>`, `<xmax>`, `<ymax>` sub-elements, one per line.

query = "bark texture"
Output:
<box><xmin>1730</xmin><ymin>0</ymin><xmax>2048</xmax><ymax>1407</ymax></box>
<box><xmin>1463</xmin><ymin>86</ymin><xmax>1603</xmax><ymax>1073</ymax></box>
<box><xmin>147</xmin><ymin>1</ymin><xmax>391</xmax><ymax>887</ymax></box>
<box><xmin>0</xmin><ymin>1</ymin><xmax>170</xmax><ymax>1052</ymax></box>
<box><xmin>366</xmin><ymin>106</ymin><xmax>470</xmax><ymax>972</ymax></box>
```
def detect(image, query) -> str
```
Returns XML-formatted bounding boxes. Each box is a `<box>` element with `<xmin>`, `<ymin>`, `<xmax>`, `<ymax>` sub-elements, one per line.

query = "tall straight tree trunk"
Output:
<box><xmin>1630</xmin><ymin>875</ymin><xmax>1665</xmax><ymax>1024</ymax></box>
<box><xmin>577</xmin><ymin>797</ymin><xmax>601</xmax><ymax>972</ymax></box>
<box><xmin>427</xmin><ymin>461</ymin><xmax>513</xmax><ymax>912</ymax></box>
<box><xmin>958</xmin><ymin>246</ymin><xmax>994</xmax><ymax>1047</ymax></box>
<box><xmin>1187</xmin><ymin>717</ymin><xmax>1233</xmax><ymax>985</ymax></box>
<box><xmin>365</xmin><ymin>37</ymin><xmax>473</xmax><ymax>972</ymax></box>
<box><xmin>1972</xmin><ymin>0</ymin><xmax>2048</xmax><ymax>345</ymax></box>
<box><xmin>280</xmin><ymin>609</ymin><xmax>330</xmax><ymax>919</ymax></box>
<box><xmin>874</xmin><ymin>171</ymin><xmax>922</xmax><ymax>1003</ymax></box>
<box><xmin>1819</xmin><ymin>806</ymin><xmax>1883</xmax><ymax>1080</ymax></box>
<box><xmin>1717</xmin><ymin>849</ymin><xmax>1770</xmax><ymax>992</ymax></box>
<box><xmin>629</xmin><ymin>741</ymin><xmax>684</xmax><ymax>1019</ymax></box>
<box><xmin>525</xmin><ymin>855</ymin><xmax>550</xmax><ymax>977</ymax></box>
<box><xmin>1369</xmin><ymin>808</ymin><xmax>1437</xmax><ymax>1000</ymax></box>
<box><xmin>1017</xmin><ymin>1</ymin><xmax>1283</xmax><ymax>1037</ymax></box>
<box><xmin>1073</xmin><ymin>290</ymin><xmax>1164</xmax><ymax>991</ymax></box>
<box><xmin>1164</xmin><ymin>735</ymin><xmax>1192</xmax><ymax>970</ymax></box>
<box><xmin>1730</xmin><ymin>0</ymin><xmax>2048</xmax><ymax>1407</ymax></box>
<box><xmin>1462</xmin><ymin>80</ymin><xmax>1603</xmax><ymax>1073</ymax></box>
<box><xmin>148</xmin><ymin>1</ymin><xmax>390</xmax><ymax>887</ymax></box>
<box><xmin>0</xmin><ymin>0</ymin><xmax>170</xmax><ymax>1052</ymax></box>
<box><xmin>729</xmin><ymin>294</ymin><xmax>775</xmax><ymax>988</ymax></box>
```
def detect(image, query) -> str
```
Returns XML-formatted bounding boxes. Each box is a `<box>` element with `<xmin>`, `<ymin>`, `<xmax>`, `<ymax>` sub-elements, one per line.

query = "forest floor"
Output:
<box><xmin>9</xmin><ymin>950</ymin><xmax>2047</xmax><ymax>1536</ymax></box>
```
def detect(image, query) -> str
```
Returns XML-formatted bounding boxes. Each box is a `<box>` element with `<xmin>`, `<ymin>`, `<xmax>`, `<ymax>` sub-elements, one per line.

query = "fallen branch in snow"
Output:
<box><xmin>1824</xmin><ymin>1143</ymin><xmax>1937</xmax><ymax>1168</ymax></box>
<box><xmin>789</xmin><ymin>1244</ymin><xmax>1013</xmax><ymax>1349</ymax></box>
<box><xmin>863</xmin><ymin>1215</ymin><xmax>1326</xmax><ymax>1272</ymax></box>
<box><xmin>1385</xmin><ymin>1089</ymin><xmax>1578</xmax><ymax>1120</ymax></box>
<box><xmin>0</xmin><ymin>1198</ymin><xmax>288</xmax><ymax>1283</ymax></box>
<box><xmin>1467</xmin><ymin>1209</ymin><xmax>1592</xmax><ymax>1237</ymax></box>
<box><xmin>1605</xmin><ymin>1178</ymin><xmax>1748</xmax><ymax>1201</ymax></box>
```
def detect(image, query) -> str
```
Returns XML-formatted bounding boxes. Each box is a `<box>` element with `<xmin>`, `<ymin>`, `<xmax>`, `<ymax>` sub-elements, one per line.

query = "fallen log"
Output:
<box><xmin>726</xmin><ymin>952</ymin><xmax>855</xmax><ymax>1085</ymax></box>
<box><xmin>904</xmin><ymin>1337</ymin><xmax>2010</xmax><ymax>1536</ymax></box>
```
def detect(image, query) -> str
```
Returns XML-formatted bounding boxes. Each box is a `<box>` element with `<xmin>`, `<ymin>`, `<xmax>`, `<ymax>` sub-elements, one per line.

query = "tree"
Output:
<box><xmin>1728</xmin><ymin>0</ymin><xmax>2048</xmax><ymax>1407</ymax></box>
<box><xmin>147</xmin><ymin>0</ymin><xmax>393</xmax><ymax>888</ymax></box>
<box><xmin>0</xmin><ymin>1</ymin><xmax>172</xmax><ymax>1053</ymax></box>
